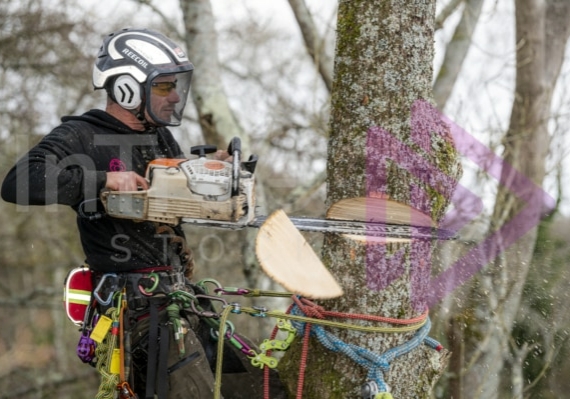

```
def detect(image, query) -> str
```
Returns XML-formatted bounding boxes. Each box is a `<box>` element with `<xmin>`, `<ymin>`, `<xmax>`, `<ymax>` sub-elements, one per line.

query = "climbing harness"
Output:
<box><xmin>71</xmin><ymin>268</ymin><xmax>444</xmax><ymax>399</ymax></box>
<box><xmin>69</xmin><ymin>264</ymin><xmax>194</xmax><ymax>399</ymax></box>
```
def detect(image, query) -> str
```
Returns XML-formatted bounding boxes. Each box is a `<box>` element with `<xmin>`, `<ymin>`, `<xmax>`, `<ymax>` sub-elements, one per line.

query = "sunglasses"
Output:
<box><xmin>151</xmin><ymin>81</ymin><xmax>177</xmax><ymax>97</ymax></box>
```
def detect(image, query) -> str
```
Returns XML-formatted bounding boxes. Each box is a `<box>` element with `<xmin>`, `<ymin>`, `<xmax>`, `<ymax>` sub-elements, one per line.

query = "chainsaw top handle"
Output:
<box><xmin>190</xmin><ymin>144</ymin><xmax>217</xmax><ymax>158</ymax></box>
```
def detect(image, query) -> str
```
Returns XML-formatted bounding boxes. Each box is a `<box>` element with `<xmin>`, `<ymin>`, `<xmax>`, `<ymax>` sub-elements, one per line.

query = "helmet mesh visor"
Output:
<box><xmin>146</xmin><ymin>71</ymin><xmax>192</xmax><ymax>126</ymax></box>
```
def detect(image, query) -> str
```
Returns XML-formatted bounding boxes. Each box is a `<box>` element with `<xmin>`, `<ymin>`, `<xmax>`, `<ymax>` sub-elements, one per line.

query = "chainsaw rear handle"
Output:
<box><xmin>227</xmin><ymin>137</ymin><xmax>258</xmax><ymax>173</ymax></box>
<box><xmin>227</xmin><ymin>137</ymin><xmax>241</xmax><ymax>156</ymax></box>
<box><xmin>228</xmin><ymin>137</ymin><xmax>241</xmax><ymax>197</ymax></box>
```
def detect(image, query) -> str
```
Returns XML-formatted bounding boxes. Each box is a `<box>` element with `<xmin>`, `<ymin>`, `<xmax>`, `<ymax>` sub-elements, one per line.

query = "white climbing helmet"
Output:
<box><xmin>93</xmin><ymin>28</ymin><xmax>194</xmax><ymax>127</ymax></box>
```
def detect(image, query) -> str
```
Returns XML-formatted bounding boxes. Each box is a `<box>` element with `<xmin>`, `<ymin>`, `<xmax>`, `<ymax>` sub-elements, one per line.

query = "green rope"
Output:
<box><xmin>236</xmin><ymin>306</ymin><xmax>427</xmax><ymax>334</ymax></box>
<box><xmin>213</xmin><ymin>305</ymin><xmax>233</xmax><ymax>399</ymax></box>
<box><xmin>242</xmin><ymin>288</ymin><xmax>293</xmax><ymax>298</ymax></box>
<box><xmin>167</xmin><ymin>302</ymin><xmax>186</xmax><ymax>357</ymax></box>
<box><xmin>95</xmin><ymin>308</ymin><xmax>120</xmax><ymax>399</ymax></box>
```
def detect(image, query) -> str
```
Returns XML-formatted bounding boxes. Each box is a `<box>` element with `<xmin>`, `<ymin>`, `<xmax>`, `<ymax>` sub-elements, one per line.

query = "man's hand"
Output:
<box><xmin>105</xmin><ymin>171</ymin><xmax>149</xmax><ymax>191</ymax></box>
<box><xmin>213</xmin><ymin>150</ymin><xmax>233</xmax><ymax>162</ymax></box>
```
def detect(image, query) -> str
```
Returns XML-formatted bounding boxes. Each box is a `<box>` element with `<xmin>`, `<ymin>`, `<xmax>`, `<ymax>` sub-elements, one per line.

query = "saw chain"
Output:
<box><xmin>181</xmin><ymin>216</ymin><xmax>456</xmax><ymax>241</ymax></box>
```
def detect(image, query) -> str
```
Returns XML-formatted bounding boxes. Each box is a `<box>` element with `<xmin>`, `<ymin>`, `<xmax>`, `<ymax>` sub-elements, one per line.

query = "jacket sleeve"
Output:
<box><xmin>1</xmin><ymin>125</ymin><xmax>107</xmax><ymax>207</ymax></box>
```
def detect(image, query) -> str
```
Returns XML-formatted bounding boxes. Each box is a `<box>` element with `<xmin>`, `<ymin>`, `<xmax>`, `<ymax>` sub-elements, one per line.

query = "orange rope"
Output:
<box><xmin>292</xmin><ymin>296</ymin><xmax>428</xmax><ymax>325</ymax></box>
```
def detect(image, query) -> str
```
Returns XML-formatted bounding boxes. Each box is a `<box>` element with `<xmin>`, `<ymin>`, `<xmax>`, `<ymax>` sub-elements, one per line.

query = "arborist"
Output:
<box><xmin>1</xmin><ymin>27</ymin><xmax>283</xmax><ymax>399</ymax></box>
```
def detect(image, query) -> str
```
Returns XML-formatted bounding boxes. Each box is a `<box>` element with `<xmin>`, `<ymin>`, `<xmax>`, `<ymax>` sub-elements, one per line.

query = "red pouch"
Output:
<box><xmin>63</xmin><ymin>266</ymin><xmax>93</xmax><ymax>326</ymax></box>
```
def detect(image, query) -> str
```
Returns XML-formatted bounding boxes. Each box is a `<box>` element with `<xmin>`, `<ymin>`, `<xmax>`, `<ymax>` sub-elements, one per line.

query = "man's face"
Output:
<box><xmin>147</xmin><ymin>75</ymin><xmax>180</xmax><ymax>125</ymax></box>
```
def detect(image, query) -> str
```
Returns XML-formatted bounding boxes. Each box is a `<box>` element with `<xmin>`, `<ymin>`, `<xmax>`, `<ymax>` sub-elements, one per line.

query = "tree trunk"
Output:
<box><xmin>279</xmin><ymin>1</ymin><xmax>460</xmax><ymax>397</ymax></box>
<box><xmin>452</xmin><ymin>1</ymin><xmax>570</xmax><ymax>397</ymax></box>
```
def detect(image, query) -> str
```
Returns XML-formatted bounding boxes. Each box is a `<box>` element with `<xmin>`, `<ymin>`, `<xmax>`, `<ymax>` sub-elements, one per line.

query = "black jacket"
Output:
<box><xmin>1</xmin><ymin>109</ymin><xmax>186</xmax><ymax>272</ymax></box>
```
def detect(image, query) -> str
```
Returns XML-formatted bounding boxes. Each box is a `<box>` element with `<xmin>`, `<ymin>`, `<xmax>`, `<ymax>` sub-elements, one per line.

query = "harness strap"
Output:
<box><xmin>145</xmin><ymin>300</ymin><xmax>160</xmax><ymax>399</ymax></box>
<box><xmin>168</xmin><ymin>351</ymin><xmax>200</xmax><ymax>375</ymax></box>
<box><xmin>157</xmin><ymin>323</ymin><xmax>170</xmax><ymax>398</ymax></box>
<box><xmin>144</xmin><ymin>298</ymin><xmax>172</xmax><ymax>399</ymax></box>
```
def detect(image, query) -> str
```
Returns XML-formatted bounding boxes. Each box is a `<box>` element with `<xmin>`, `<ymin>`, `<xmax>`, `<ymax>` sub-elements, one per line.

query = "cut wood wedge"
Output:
<box><xmin>255</xmin><ymin>210</ymin><xmax>344</xmax><ymax>299</ymax></box>
<box><xmin>326</xmin><ymin>196</ymin><xmax>436</xmax><ymax>243</ymax></box>
<box><xmin>327</xmin><ymin>196</ymin><xmax>434</xmax><ymax>226</ymax></box>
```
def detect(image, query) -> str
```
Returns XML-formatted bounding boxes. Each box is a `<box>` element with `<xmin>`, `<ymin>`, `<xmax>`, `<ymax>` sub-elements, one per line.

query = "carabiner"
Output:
<box><xmin>117</xmin><ymin>381</ymin><xmax>137</xmax><ymax>399</ymax></box>
<box><xmin>210</xmin><ymin>320</ymin><xmax>235</xmax><ymax>340</ymax></box>
<box><xmin>138</xmin><ymin>272</ymin><xmax>159</xmax><ymax>295</ymax></box>
<box><xmin>251</xmin><ymin>306</ymin><xmax>268</xmax><ymax>318</ymax></box>
<box><xmin>196</xmin><ymin>278</ymin><xmax>223</xmax><ymax>295</ymax></box>
<box><xmin>93</xmin><ymin>273</ymin><xmax>119</xmax><ymax>306</ymax></box>
<box><xmin>190</xmin><ymin>294</ymin><xmax>228</xmax><ymax>318</ymax></box>
<box><xmin>226</xmin><ymin>330</ymin><xmax>256</xmax><ymax>356</ymax></box>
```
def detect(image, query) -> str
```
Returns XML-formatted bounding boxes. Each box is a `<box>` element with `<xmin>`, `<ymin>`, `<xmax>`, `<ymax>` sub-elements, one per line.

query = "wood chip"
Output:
<box><xmin>326</xmin><ymin>197</ymin><xmax>435</xmax><ymax>243</ymax></box>
<box><xmin>255</xmin><ymin>210</ymin><xmax>343</xmax><ymax>299</ymax></box>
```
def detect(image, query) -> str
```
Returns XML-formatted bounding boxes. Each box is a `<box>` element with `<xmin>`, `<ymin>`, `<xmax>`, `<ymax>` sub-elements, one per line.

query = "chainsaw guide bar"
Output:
<box><xmin>181</xmin><ymin>216</ymin><xmax>456</xmax><ymax>241</ymax></box>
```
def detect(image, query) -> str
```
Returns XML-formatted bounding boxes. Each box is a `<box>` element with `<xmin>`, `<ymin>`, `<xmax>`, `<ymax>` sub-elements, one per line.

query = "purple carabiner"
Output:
<box><xmin>77</xmin><ymin>331</ymin><xmax>96</xmax><ymax>363</ymax></box>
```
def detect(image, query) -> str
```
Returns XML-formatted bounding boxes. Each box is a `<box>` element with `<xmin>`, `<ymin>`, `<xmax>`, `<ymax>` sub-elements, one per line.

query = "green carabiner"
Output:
<box><xmin>196</xmin><ymin>278</ymin><xmax>223</xmax><ymax>295</ymax></box>
<box><xmin>250</xmin><ymin>352</ymin><xmax>279</xmax><ymax>369</ymax></box>
<box><xmin>144</xmin><ymin>272</ymin><xmax>160</xmax><ymax>293</ymax></box>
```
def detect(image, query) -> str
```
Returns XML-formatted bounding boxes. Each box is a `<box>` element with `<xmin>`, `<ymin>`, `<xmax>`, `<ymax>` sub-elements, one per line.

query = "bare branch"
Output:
<box><xmin>133</xmin><ymin>0</ymin><xmax>183</xmax><ymax>42</ymax></box>
<box><xmin>544</xmin><ymin>0</ymin><xmax>570</xmax><ymax>85</ymax></box>
<box><xmin>435</xmin><ymin>0</ymin><xmax>465</xmax><ymax>30</ymax></box>
<box><xmin>433</xmin><ymin>0</ymin><xmax>485</xmax><ymax>109</ymax></box>
<box><xmin>287</xmin><ymin>0</ymin><xmax>333</xmax><ymax>92</ymax></box>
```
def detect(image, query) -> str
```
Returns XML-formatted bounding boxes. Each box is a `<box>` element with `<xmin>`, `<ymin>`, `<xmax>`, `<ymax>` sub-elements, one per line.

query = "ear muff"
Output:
<box><xmin>112</xmin><ymin>75</ymin><xmax>142</xmax><ymax>109</ymax></box>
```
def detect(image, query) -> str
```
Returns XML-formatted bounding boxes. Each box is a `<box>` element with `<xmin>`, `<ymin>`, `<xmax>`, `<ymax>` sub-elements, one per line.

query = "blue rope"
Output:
<box><xmin>290</xmin><ymin>305</ymin><xmax>439</xmax><ymax>393</ymax></box>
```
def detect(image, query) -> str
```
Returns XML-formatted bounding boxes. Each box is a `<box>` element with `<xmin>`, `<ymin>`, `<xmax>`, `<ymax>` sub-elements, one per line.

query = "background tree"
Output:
<box><xmin>443</xmin><ymin>1</ymin><xmax>570</xmax><ymax>398</ymax></box>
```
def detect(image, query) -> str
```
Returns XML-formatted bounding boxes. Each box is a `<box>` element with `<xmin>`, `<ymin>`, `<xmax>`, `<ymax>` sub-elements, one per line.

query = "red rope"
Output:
<box><xmin>292</xmin><ymin>296</ymin><xmax>428</xmax><ymax>325</ymax></box>
<box><xmin>295</xmin><ymin>322</ymin><xmax>312</xmax><ymax>399</ymax></box>
<box><xmin>263</xmin><ymin>324</ymin><xmax>279</xmax><ymax>399</ymax></box>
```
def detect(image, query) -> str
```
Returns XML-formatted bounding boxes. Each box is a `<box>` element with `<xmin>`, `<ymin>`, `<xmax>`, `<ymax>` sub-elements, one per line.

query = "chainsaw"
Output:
<box><xmin>99</xmin><ymin>137</ymin><xmax>456</xmax><ymax>241</ymax></box>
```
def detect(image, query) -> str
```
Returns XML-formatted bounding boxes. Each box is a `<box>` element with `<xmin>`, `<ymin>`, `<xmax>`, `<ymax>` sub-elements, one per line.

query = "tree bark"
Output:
<box><xmin>452</xmin><ymin>1</ymin><xmax>570</xmax><ymax>397</ymax></box>
<box><xmin>279</xmin><ymin>1</ymin><xmax>460</xmax><ymax>397</ymax></box>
